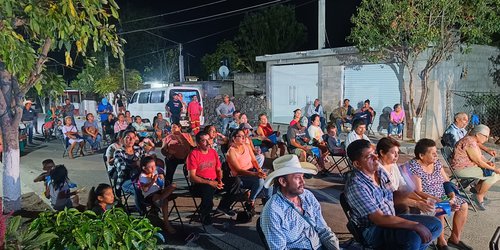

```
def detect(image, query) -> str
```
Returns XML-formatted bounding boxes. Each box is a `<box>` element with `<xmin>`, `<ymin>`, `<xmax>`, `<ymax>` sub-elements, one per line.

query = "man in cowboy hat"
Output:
<box><xmin>260</xmin><ymin>155</ymin><xmax>339</xmax><ymax>250</ymax></box>
<box><xmin>21</xmin><ymin>99</ymin><xmax>37</xmax><ymax>145</ymax></box>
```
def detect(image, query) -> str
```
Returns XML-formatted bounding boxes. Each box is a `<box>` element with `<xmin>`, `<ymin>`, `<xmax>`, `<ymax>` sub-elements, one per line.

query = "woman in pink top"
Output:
<box><xmin>226</xmin><ymin>129</ymin><xmax>266</xmax><ymax>210</ymax></box>
<box><xmin>451</xmin><ymin>125</ymin><xmax>499</xmax><ymax>210</ymax></box>
<box><xmin>388</xmin><ymin>103</ymin><xmax>405</xmax><ymax>139</ymax></box>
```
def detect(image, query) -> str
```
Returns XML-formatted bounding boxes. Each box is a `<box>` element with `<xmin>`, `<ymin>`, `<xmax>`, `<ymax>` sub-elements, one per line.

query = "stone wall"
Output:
<box><xmin>203</xmin><ymin>95</ymin><xmax>267</xmax><ymax>127</ymax></box>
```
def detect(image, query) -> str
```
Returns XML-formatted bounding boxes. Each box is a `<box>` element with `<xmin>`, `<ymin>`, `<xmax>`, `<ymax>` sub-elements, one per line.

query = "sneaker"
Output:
<box><xmin>216</xmin><ymin>207</ymin><xmax>236</xmax><ymax>217</ymax></box>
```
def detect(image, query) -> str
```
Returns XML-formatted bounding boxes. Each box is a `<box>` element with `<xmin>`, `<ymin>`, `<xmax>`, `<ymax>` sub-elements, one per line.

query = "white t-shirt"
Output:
<box><xmin>307</xmin><ymin>125</ymin><xmax>324</xmax><ymax>143</ymax></box>
<box><xmin>49</xmin><ymin>182</ymin><xmax>72</xmax><ymax>210</ymax></box>
<box><xmin>139</xmin><ymin>172</ymin><xmax>161</xmax><ymax>198</ymax></box>
<box><xmin>379</xmin><ymin>163</ymin><xmax>407</xmax><ymax>192</ymax></box>
<box><xmin>344</xmin><ymin>131</ymin><xmax>370</xmax><ymax>151</ymax></box>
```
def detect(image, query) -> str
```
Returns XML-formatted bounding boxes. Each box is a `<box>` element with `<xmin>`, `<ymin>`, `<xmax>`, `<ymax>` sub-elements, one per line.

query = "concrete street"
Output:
<box><xmin>1</xmin><ymin>116</ymin><xmax>499</xmax><ymax>249</ymax></box>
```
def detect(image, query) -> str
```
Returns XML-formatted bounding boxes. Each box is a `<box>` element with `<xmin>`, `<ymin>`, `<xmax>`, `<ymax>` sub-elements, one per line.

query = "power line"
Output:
<box><xmin>184</xmin><ymin>27</ymin><xmax>238</xmax><ymax>44</ymax></box>
<box><xmin>126</xmin><ymin>46</ymin><xmax>178</xmax><ymax>61</ymax></box>
<box><xmin>119</xmin><ymin>0</ymin><xmax>284</xmax><ymax>35</ymax></box>
<box><xmin>122</xmin><ymin>0</ymin><xmax>228</xmax><ymax>24</ymax></box>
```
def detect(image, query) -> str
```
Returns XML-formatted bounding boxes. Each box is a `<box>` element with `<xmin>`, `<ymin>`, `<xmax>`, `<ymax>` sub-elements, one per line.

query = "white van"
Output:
<box><xmin>127</xmin><ymin>87</ymin><xmax>204</xmax><ymax>126</ymax></box>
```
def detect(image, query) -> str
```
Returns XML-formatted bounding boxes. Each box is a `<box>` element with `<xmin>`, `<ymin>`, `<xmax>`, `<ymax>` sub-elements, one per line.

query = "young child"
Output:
<box><xmin>34</xmin><ymin>159</ymin><xmax>55</xmax><ymax>183</ymax></box>
<box><xmin>45</xmin><ymin>165</ymin><xmax>80</xmax><ymax>211</ymax></box>
<box><xmin>139</xmin><ymin>156</ymin><xmax>177</xmax><ymax>234</ymax></box>
<box><xmin>87</xmin><ymin>183</ymin><xmax>115</xmax><ymax>215</ymax></box>
<box><xmin>324</xmin><ymin>124</ymin><xmax>346</xmax><ymax>155</ymax></box>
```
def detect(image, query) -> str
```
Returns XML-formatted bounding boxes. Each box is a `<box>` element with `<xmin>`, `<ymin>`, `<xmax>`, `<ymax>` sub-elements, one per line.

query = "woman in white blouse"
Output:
<box><xmin>62</xmin><ymin>116</ymin><xmax>85</xmax><ymax>159</ymax></box>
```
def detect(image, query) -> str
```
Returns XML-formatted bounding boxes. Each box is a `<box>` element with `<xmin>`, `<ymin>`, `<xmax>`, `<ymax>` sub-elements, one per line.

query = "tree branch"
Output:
<box><xmin>22</xmin><ymin>38</ymin><xmax>52</xmax><ymax>94</ymax></box>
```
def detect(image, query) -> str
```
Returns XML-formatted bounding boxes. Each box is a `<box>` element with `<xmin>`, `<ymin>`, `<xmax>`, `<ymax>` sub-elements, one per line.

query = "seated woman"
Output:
<box><xmin>307</xmin><ymin>114</ymin><xmax>329</xmax><ymax>174</ymax></box>
<box><xmin>239</xmin><ymin>123</ymin><xmax>265</xmax><ymax>166</ymax></box>
<box><xmin>87</xmin><ymin>183</ymin><xmax>115</xmax><ymax>215</ymax></box>
<box><xmin>405</xmin><ymin>138</ymin><xmax>470</xmax><ymax>250</ymax></box>
<box><xmin>388</xmin><ymin>103</ymin><xmax>405</xmax><ymax>138</ymax></box>
<box><xmin>451</xmin><ymin>124</ymin><xmax>499</xmax><ymax>210</ymax></box>
<box><xmin>139</xmin><ymin>156</ymin><xmax>177</xmax><ymax>234</ymax></box>
<box><xmin>226</xmin><ymin>129</ymin><xmax>267</xmax><ymax>211</ymax></box>
<box><xmin>82</xmin><ymin>113</ymin><xmax>102</xmax><ymax>153</ymax></box>
<box><xmin>114</xmin><ymin>113</ymin><xmax>128</xmax><ymax>136</ymax></box>
<box><xmin>161</xmin><ymin>122</ymin><xmax>195</xmax><ymax>184</ymax></box>
<box><xmin>289</xmin><ymin>109</ymin><xmax>301</xmax><ymax>126</ymax></box>
<box><xmin>256</xmin><ymin>113</ymin><xmax>286</xmax><ymax>158</ymax></box>
<box><xmin>62</xmin><ymin>116</ymin><xmax>85</xmax><ymax>159</ymax></box>
<box><xmin>376</xmin><ymin>137</ymin><xmax>435</xmax><ymax>214</ymax></box>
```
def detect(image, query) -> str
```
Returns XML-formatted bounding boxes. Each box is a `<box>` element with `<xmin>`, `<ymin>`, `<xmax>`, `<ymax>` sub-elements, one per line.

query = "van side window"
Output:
<box><xmin>138</xmin><ymin>92</ymin><xmax>150</xmax><ymax>103</ymax></box>
<box><xmin>130</xmin><ymin>93</ymin><xmax>138</xmax><ymax>104</ymax></box>
<box><xmin>150</xmin><ymin>91</ymin><xmax>165</xmax><ymax>103</ymax></box>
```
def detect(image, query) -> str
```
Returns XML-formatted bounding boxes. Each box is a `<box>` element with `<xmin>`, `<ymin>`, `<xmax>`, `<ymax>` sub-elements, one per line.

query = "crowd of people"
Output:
<box><xmin>20</xmin><ymin>93</ymin><xmax>499</xmax><ymax>249</ymax></box>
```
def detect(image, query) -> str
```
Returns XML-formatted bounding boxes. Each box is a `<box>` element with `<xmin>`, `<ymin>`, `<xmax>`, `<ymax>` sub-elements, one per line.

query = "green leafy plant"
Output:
<box><xmin>3</xmin><ymin>216</ymin><xmax>58</xmax><ymax>250</ymax></box>
<box><xmin>27</xmin><ymin>208</ymin><xmax>160</xmax><ymax>249</ymax></box>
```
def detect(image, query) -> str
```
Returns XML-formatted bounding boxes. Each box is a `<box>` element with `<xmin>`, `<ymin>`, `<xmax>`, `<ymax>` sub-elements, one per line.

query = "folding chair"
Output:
<box><xmin>182</xmin><ymin>164</ymin><xmax>202</xmax><ymax>224</ymax></box>
<box><xmin>440</xmin><ymin>147</ymin><xmax>477</xmax><ymax>212</ymax></box>
<box><xmin>367</xmin><ymin>111</ymin><xmax>376</xmax><ymax>136</ymax></box>
<box><xmin>323</xmin><ymin>136</ymin><xmax>349</xmax><ymax>176</ymax></box>
<box><xmin>339</xmin><ymin>192</ymin><xmax>374</xmax><ymax>249</ymax></box>
<box><xmin>61</xmin><ymin>136</ymin><xmax>69</xmax><ymax>158</ymax></box>
<box><xmin>256</xmin><ymin>217</ymin><xmax>270</xmax><ymax>250</ymax></box>
<box><xmin>134</xmin><ymin>179</ymin><xmax>184</xmax><ymax>229</ymax></box>
<box><xmin>491</xmin><ymin>226</ymin><xmax>500</xmax><ymax>250</ymax></box>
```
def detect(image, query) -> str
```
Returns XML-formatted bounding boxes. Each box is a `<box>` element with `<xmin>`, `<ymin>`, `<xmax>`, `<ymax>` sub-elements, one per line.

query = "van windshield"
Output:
<box><xmin>170</xmin><ymin>89</ymin><xmax>201</xmax><ymax>104</ymax></box>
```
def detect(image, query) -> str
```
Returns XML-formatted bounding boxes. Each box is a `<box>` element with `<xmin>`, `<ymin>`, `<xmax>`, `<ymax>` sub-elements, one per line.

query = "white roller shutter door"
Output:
<box><xmin>344</xmin><ymin>64</ymin><xmax>402</xmax><ymax>133</ymax></box>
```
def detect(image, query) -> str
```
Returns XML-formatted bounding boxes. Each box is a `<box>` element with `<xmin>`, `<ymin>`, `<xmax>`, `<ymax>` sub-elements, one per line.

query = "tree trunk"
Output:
<box><xmin>1</xmin><ymin>125</ymin><xmax>21</xmax><ymax>212</ymax></box>
<box><xmin>0</xmin><ymin>64</ymin><xmax>23</xmax><ymax>212</ymax></box>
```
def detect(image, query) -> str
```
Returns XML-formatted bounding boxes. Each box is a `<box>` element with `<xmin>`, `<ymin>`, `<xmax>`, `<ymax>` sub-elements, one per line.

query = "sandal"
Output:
<box><xmin>447</xmin><ymin>240</ymin><xmax>472</xmax><ymax>250</ymax></box>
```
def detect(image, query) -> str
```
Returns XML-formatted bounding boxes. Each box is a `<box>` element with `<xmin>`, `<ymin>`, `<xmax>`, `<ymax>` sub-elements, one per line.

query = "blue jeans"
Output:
<box><xmin>239</xmin><ymin>175</ymin><xmax>265</xmax><ymax>201</ymax></box>
<box><xmin>84</xmin><ymin>134</ymin><xmax>102</xmax><ymax>150</ymax></box>
<box><xmin>24</xmin><ymin>121</ymin><xmax>34</xmax><ymax>143</ymax></box>
<box><xmin>363</xmin><ymin>214</ymin><xmax>442</xmax><ymax>250</ymax></box>
<box><xmin>388</xmin><ymin>123</ymin><xmax>404</xmax><ymax>135</ymax></box>
<box><xmin>121</xmin><ymin>180</ymin><xmax>142</xmax><ymax>212</ymax></box>
<box><xmin>220</xmin><ymin>117</ymin><xmax>232</xmax><ymax>135</ymax></box>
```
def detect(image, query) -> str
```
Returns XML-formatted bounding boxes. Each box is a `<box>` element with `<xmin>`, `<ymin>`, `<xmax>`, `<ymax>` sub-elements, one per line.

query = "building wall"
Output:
<box><xmin>261</xmin><ymin>45</ymin><xmax>499</xmax><ymax>141</ymax></box>
<box><xmin>233</xmin><ymin>73</ymin><xmax>266</xmax><ymax>97</ymax></box>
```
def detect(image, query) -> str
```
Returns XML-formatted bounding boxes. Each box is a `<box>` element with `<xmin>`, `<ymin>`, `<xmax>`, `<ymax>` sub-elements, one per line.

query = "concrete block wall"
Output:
<box><xmin>233</xmin><ymin>73</ymin><xmax>266</xmax><ymax>97</ymax></box>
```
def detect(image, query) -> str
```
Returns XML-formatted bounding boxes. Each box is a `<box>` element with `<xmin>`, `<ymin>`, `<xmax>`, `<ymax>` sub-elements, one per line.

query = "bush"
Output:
<box><xmin>24</xmin><ymin>208</ymin><xmax>161</xmax><ymax>249</ymax></box>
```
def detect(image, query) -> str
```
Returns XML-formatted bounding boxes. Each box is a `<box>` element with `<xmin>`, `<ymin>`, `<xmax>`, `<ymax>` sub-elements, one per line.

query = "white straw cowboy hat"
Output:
<box><xmin>23</xmin><ymin>100</ymin><xmax>33</xmax><ymax>105</ymax></box>
<box><xmin>264</xmin><ymin>155</ymin><xmax>317</xmax><ymax>188</ymax></box>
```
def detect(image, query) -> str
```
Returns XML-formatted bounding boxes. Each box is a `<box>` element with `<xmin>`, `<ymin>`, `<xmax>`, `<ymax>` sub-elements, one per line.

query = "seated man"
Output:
<box><xmin>286</xmin><ymin>117</ymin><xmax>312</xmax><ymax>162</ymax></box>
<box><xmin>227</xmin><ymin>110</ymin><xmax>241</xmax><ymax>132</ymax></box>
<box><xmin>353</xmin><ymin>99</ymin><xmax>374</xmax><ymax>127</ymax></box>
<box><xmin>330</xmin><ymin>98</ymin><xmax>354</xmax><ymax>133</ymax></box>
<box><xmin>260</xmin><ymin>155</ymin><xmax>339</xmax><ymax>250</ymax></box>
<box><xmin>187</xmin><ymin>131</ymin><xmax>239</xmax><ymax>225</ymax></box>
<box><xmin>344</xmin><ymin>119</ymin><xmax>371</xmax><ymax>151</ymax></box>
<box><xmin>442</xmin><ymin>112</ymin><xmax>496</xmax><ymax>157</ymax></box>
<box><xmin>345</xmin><ymin>139</ymin><xmax>442</xmax><ymax>249</ymax></box>
<box><xmin>132</xmin><ymin>115</ymin><xmax>150</xmax><ymax>139</ymax></box>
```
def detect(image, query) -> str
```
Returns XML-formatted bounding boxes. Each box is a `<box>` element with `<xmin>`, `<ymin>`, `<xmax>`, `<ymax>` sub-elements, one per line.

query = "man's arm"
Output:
<box><xmin>290</xmin><ymin>138</ymin><xmax>307</xmax><ymax>151</ymax></box>
<box><xmin>368</xmin><ymin>210</ymin><xmax>432</xmax><ymax>244</ymax></box>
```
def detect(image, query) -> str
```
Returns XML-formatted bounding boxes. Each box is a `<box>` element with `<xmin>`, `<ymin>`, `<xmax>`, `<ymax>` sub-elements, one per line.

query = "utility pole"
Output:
<box><xmin>179</xmin><ymin>43</ymin><xmax>184</xmax><ymax>82</ymax></box>
<box><xmin>318</xmin><ymin>0</ymin><xmax>326</xmax><ymax>49</ymax></box>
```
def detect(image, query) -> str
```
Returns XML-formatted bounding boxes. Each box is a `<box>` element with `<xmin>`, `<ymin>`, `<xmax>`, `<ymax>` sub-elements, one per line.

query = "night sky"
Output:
<box><xmin>116</xmin><ymin>0</ymin><xmax>361</xmax><ymax>77</ymax></box>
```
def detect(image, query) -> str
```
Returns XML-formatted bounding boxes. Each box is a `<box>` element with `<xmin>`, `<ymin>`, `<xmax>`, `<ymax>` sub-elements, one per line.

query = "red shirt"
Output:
<box><xmin>259</xmin><ymin>123</ymin><xmax>274</xmax><ymax>137</ymax></box>
<box><xmin>187</xmin><ymin>101</ymin><xmax>203</xmax><ymax>116</ymax></box>
<box><xmin>186</xmin><ymin>148</ymin><xmax>221</xmax><ymax>180</ymax></box>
